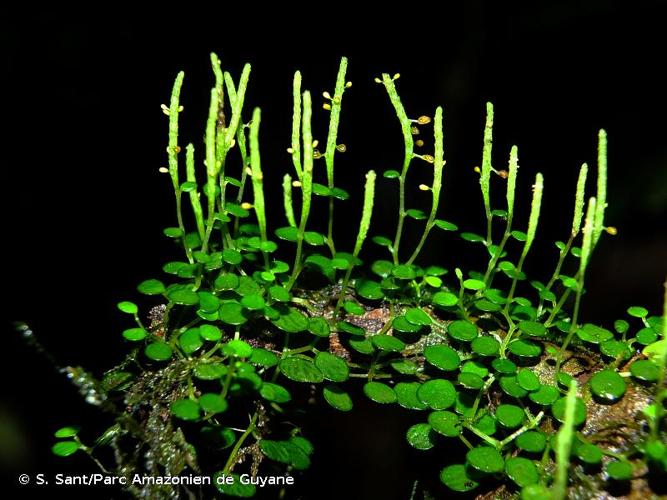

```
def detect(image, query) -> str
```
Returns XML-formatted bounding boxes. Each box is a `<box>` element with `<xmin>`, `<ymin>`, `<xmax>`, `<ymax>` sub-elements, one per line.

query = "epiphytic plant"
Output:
<box><xmin>40</xmin><ymin>54</ymin><xmax>666</xmax><ymax>499</ymax></box>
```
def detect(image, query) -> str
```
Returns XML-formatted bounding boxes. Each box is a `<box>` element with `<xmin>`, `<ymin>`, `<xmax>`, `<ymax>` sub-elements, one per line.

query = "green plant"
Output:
<box><xmin>43</xmin><ymin>54</ymin><xmax>666</xmax><ymax>498</ymax></box>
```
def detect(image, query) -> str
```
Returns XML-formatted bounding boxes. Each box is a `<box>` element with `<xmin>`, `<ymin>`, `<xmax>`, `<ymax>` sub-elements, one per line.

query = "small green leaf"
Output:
<box><xmin>371</xmin><ymin>334</ymin><xmax>406</xmax><ymax>352</ymax></box>
<box><xmin>272</xmin><ymin>306</ymin><xmax>309</xmax><ymax>333</ymax></box>
<box><xmin>392</xmin><ymin>315</ymin><xmax>423</xmax><ymax>334</ymax></box>
<box><xmin>606</xmin><ymin>460</ymin><xmax>633</xmax><ymax>481</ymax></box>
<box><xmin>52</xmin><ymin>441</ymin><xmax>80</xmax><ymax>457</ymax></box>
<box><xmin>193</xmin><ymin>362</ymin><xmax>227</xmax><ymax>380</ymax></box>
<box><xmin>322</xmin><ymin>384</ymin><xmax>353</xmax><ymax>411</ymax></box>
<box><xmin>467</xmin><ymin>446</ymin><xmax>504</xmax><ymax>473</ymax></box>
<box><xmin>463</xmin><ymin>278</ymin><xmax>485</xmax><ymax>291</ymax></box>
<box><xmin>551</xmin><ymin>396</ymin><xmax>587</xmax><ymax>426</ymax></box>
<box><xmin>145</xmin><ymin>342</ymin><xmax>173</xmax><ymax>361</ymax></box>
<box><xmin>577</xmin><ymin>323</ymin><xmax>614</xmax><ymax>344</ymax></box>
<box><xmin>517</xmin><ymin>369</ymin><xmax>541</xmax><ymax>391</ymax></box>
<box><xmin>507</xmin><ymin>339</ymin><xmax>542</xmax><ymax>358</ymax></box>
<box><xmin>137</xmin><ymin>279</ymin><xmax>166</xmax><ymax>295</ymax></box>
<box><xmin>307</xmin><ymin>317</ymin><xmax>330</xmax><ymax>338</ymax></box>
<box><xmin>364</xmin><ymin>381</ymin><xmax>397</xmax><ymax>404</ymax></box>
<box><xmin>117</xmin><ymin>301</ymin><xmax>138</xmax><ymax>314</ymax></box>
<box><xmin>424</xmin><ymin>345</ymin><xmax>461</xmax><ymax>371</ymax></box>
<box><xmin>505</xmin><ymin>457</ymin><xmax>539</xmax><ymax>487</ymax></box>
<box><xmin>405</xmin><ymin>308</ymin><xmax>432</xmax><ymax>326</ymax></box>
<box><xmin>428</xmin><ymin>410</ymin><xmax>461</xmax><ymax>437</ymax></box>
<box><xmin>260</xmin><ymin>383</ymin><xmax>291</xmax><ymax>403</ymax></box>
<box><xmin>394</xmin><ymin>382</ymin><xmax>428</xmax><ymax>410</ymax></box>
<box><xmin>627</xmin><ymin>306</ymin><xmax>649</xmax><ymax>318</ymax></box>
<box><xmin>495</xmin><ymin>404</ymin><xmax>525</xmax><ymax>428</ymax></box>
<box><xmin>417</xmin><ymin>379</ymin><xmax>456</xmax><ymax>410</ymax></box>
<box><xmin>471</xmin><ymin>336</ymin><xmax>500</xmax><ymax>356</ymax></box>
<box><xmin>219</xmin><ymin>301</ymin><xmax>248</xmax><ymax>325</ymax></box>
<box><xmin>492</xmin><ymin>358</ymin><xmax>517</xmax><ymax>374</ymax></box>
<box><xmin>275</xmin><ymin>226</ymin><xmax>299</xmax><ymax>242</ymax></box>
<box><xmin>434</xmin><ymin>219</ymin><xmax>458</xmax><ymax>231</ymax></box>
<box><xmin>171</xmin><ymin>398</ymin><xmax>200</xmax><ymax>421</ymax></box>
<box><xmin>460</xmin><ymin>232</ymin><xmax>485</xmax><ymax>243</ymax></box>
<box><xmin>440</xmin><ymin>464</ymin><xmax>478</xmax><ymax>492</ymax></box>
<box><xmin>223</xmin><ymin>339</ymin><xmax>252</xmax><ymax>358</ymax></box>
<box><xmin>280</xmin><ymin>356</ymin><xmax>324</xmax><ymax>383</ymax></box>
<box><xmin>406</xmin><ymin>423</ymin><xmax>435</xmax><ymax>450</ymax></box>
<box><xmin>516</xmin><ymin>431</ymin><xmax>547</xmax><ymax>453</ymax></box>
<box><xmin>499</xmin><ymin>375</ymin><xmax>528</xmax><ymax>398</ymax></box>
<box><xmin>168</xmin><ymin>288</ymin><xmax>200</xmax><ymax>306</ymax></box>
<box><xmin>528</xmin><ymin>384</ymin><xmax>560</xmax><ymax>405</ymax></box>
<box><xmin>630</xmin><ymin>359</ymin><xmax>659</xmax><ymax>382</ymax></box>
<box><xmin>448</xmin><ymin>320</ymin><xmax>478</xmax><ymax>342</ymax></box>
<box><xmin>163</xmin><ymin>227</ymin><xmax>183</xmax><ymax>238</ymax></box>
<box><xmin>179</xmin><ymin>328</ymin><xmax>203</xmax><ymax>355</ymax></box>
<box><xmin>432</xmin><ymin>291</ymin><xmax>458</xmax><ymax>307</ymax></box>
<box><xmin>517</xmin><ymin>320</ymin><xmax>547</xmax><ymax>337</ymax></box>
<box><xmin>249</xmin><ymin>348</ymin><xmax>279</xmax><ymax>368</ymax></box>
<box><xmin>337</xmin><ymin>321</ymin><xmax>365</xmax><ymax>336</ymax></box>
<box><xmin>54</xmin><ymin>426</ymin><xmax>80</xmax><ymax>438</ymax></box>
<box><xmin>199</xmin><ymin>324</ymin><xmax>222</xmax><ymax>342</ymax></box>
<box><xmin>576</xmin><ymin>443</ymin><xmax>602</xmax><ymax>464</ymax></box>
<box><xmin>222</xmin><ymin>248</ymin><xmax>243</xmax><ymax>265</ymax></box>
<box><xmin>590</xmin><ymin>370</ymin><xmax>626</xmax><ymax>403</ymax></box>
<box><xmin>199</xmin><ymin>393</ymin><xmax>228</xmax><ymax>414</ymax></box>
<box><xmin>383</xmin><ymin>169</ymin><xmax>400</xmax><ymax>178</ymax></box>
<box><xmin>122</xmin><ymin>327</ymin><xmax>147</xmax><ymax>342</ymax></box>
<box><xmin>355</xmin><ymin>279</ymin><xmax>384</xmax><ymax>300</ymax></box>
<box><xmin>314</xmin><ymin>352</ymin><xmax>349</xmax><ymax>382</ymax></box>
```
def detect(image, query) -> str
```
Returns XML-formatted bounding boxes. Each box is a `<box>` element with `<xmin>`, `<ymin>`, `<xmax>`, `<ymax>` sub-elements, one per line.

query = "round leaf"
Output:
<box><xmin>323</xmin><ymin>384</ymin><xmax>353</xmax><ymax>411</ymax></box>
<box><xmin>363</xmin><ymin>381</ymin><xmax>397</xmax><ymax>404</ymax></box>
<box><xmin>467</xmin><ymin>446</ymin><xmax>504</xmax><ymax>473</ymax></box>
<box><xmin>590</xmin><ymin>370</ymin><xmax>626</xmax><ymax>403</ymax></box>
<box><xmin>280</xmin><ymin>356</ymin><xmax>324</xmax><ymax>383</ymax></box>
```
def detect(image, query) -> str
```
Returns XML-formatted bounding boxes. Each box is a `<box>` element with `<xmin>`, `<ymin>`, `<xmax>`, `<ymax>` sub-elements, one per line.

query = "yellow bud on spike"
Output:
<box><xmin>292</xmin><ymin>180</ymin><xmax>302</xmax><ymax>187</ymax></box>
<box><xmin>336</xmin><ymin>144</ymin><xmax>347</xmax><ymax>153</ymax></box>
<box><xmin>160</xmin><ymin>104</ymin><xmax>170</xmax><ymax>116</ymax></box>
<box><xmin>419</xmin><ymin>184</ymin><xmax>430</xmax><ymax>191</ymax></box>
<box><xmin>159</xmin><ymin>167</ymin><xmax>169</xmax><ymax>173</ymax></box>
<box><xmin>374</xmin><ymin>77</ymin><xmax>382</xmax><ymax>84</ymax></box>
<box><xmin>474</xmin><ymin>166</ymin><xmax>481</xmax><ymax>174</ymax></box>
<box><xmin>422</xmin><ymin>154</ymin><xmax>434</xmax><ymax>164</ymax></box>
<box><xmin>417</xmin><ymin>115</ymin><xmax>431</xmax><ymax>125</ymax></box>
<box><xmin>605</xmin><ymin>226</ymin><xmax>618</xmax><ymax>235</ymax></box>
<box><xmin>323</xmin><ymin>91</ymin><xmax>332</xmax><ymax>99</ymax></box>
<box><xmin>312</xmin><ymin>140</ymin><xmax>319</xmax><ymax>148</ymax></box>
<box><xmin>241</xmin><ymin>202</ymin><xmax>253</xmax><ymax>210</ymax></box>
<box><xmin>411</xmin><ymin>126</ymin><xmax>420</xmax><ymax>135</ymax></box>
<box><xmin>287</xmin><ymin>147</ymin><xmax>294</xmax><ymax>154</ymax></box>
<box><xmin>346</xmin><ymin>81</ymin><xmax>352</xmax><ymax>88</ymax></box>
<box><xmin>415</xmin><ymin>139</ymin><xmax>424</xmax><ymax>147</ymax></box>
<box><xmin>393</xmin><ymin>73</ymin><xmax>400</xmax><ymax>80</ymax></box>
<box><xmin>323</xmin><ymin>103</ymin><xmax>331</xmax><ymax>110</ymax></box>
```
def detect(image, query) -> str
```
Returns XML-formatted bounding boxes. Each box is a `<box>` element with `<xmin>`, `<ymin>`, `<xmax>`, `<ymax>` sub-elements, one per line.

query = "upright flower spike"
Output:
<box><xmin>282</xmin><ymin>174</ymin><xmax>297</xmax><ymax>227</ymax></box>
<box><xmin>353</xmin><ymin>170</ymin><xmax>377</xmax><ymax>256</ymax></box>
<box><xmin>579</xmin><ymin>196</ymin><xmax>597</xmax><ymax>275</ymax></box>
<box><xmin>407</xmin><ymin>106</ymin><xmax>445</xmax><ymax>265</ymax></box>
<box><xmin>572</xmin><ymin>163</ymin><xmax>588</xmax><ymax>236</ymax></box>
<box><xmin>552</xmin><ymin>380</ymin><xmax>578</xmax><ymax>500</ymax></box>
<box><xmin>324</xmin><ymin>57</ymin><xmax>349</xmax><ymax>254</ymax></box>
<box><xmin>291</xmin><ymin>71</ymin><xmax>303</xmax><ymax>180</ymax></box>
<box><xmin>167</xmin><ymin>71</ymin><xmax>185</xmax><ymax>191</ymax></box>
<box><xmin>324</xmin><ymin>57</ymin><xmax>349</xmax><ymax>187</ymax></box>
<box><xmin>522</xmin><ymin>172</ymin><xmax>544</xmax><ymax>261</ymax></box>
<box><xmin>335</xmin><ymin>170</ymin><xmax>377</xmax><ymax>315</ymax></box>
<box><xmin>593</xmin><ymin>129</ymin><xmax>607</xmax><ymax>245</ymax></box>
<box><xmin>224</xmin><ymin>64</ymin><xmax>251</xmax><ymax>150</ymax></box>
<box><xmin>287</xmin><ymin>90</ymin><xmax>314</xmax><ymax>290</ymax></box>
<box><xmin>480</xmin><ymin>102</ymin><xmax>494</xmax><ymax>244</ymax></box>
<box><xmin>249</xmin><ymin>108</ymin><xmax>268</xmax><ymax>254</ymax></box>
<box><xmin>506</xmin><ymin>173</ymin><xmax>544</xmax><ymax>309</ymax></box>
<box><xmin>185</xmin><ymin>144</ymin><xmax>205</xmax><ymax>240</ymax></box>
<box><xmin>381</xmin><ymin>73</ymin><xmax>415</xmax><ymax>263</ymax></box>
<box><xmin>506</xmin><ymin>145</ymin><xmax>519</xmax><ymax>223</ymax></box>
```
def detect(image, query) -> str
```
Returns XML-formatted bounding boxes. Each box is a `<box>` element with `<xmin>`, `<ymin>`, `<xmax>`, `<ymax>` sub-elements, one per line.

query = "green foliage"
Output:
<box><xmin>46</xmin><ymin>54</ymin><xmax>667</xmax><ymax>499</ymax></box>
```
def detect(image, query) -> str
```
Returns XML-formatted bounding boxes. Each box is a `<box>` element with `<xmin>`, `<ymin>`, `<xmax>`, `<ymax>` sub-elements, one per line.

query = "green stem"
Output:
<box><xmin>223</xmin><ymin>412</ymin><xmax>259</xmax><ymax>474</ymax></box>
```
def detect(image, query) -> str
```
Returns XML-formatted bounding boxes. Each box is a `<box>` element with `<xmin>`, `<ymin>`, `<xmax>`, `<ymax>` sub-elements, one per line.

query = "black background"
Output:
<box><xmin>2</xmin><ymin>3</ymin><xmax>666</xmax><ymax>498</ymax></box>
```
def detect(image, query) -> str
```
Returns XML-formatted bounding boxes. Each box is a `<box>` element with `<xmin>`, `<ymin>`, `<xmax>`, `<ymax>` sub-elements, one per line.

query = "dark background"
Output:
<box><xmin>2</xmin><ymin>2</ymin><xmax>666</xmax><ymax>498</ymax></box>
